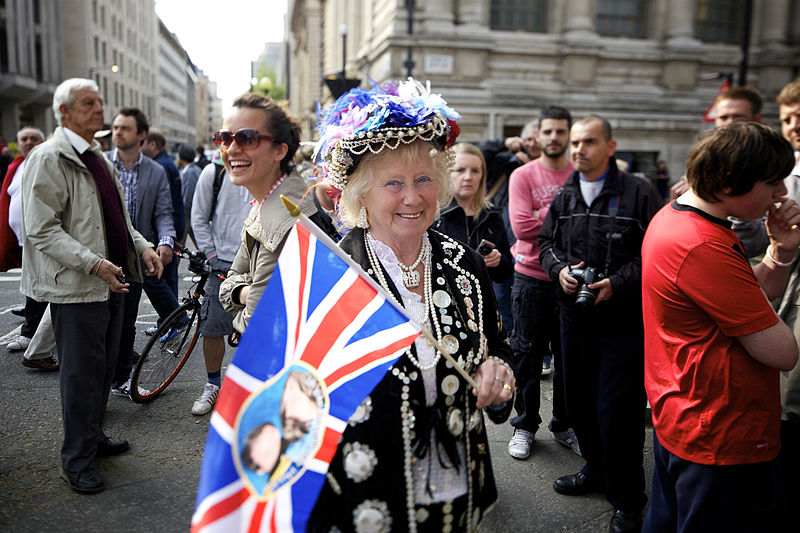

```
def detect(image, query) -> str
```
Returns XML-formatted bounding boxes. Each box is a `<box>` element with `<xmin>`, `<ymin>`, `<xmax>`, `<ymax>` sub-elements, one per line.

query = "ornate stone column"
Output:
<box><xmin>662</xmin><ymin>0</ymin><xmax>700</xmax><ymax>91</ymax></box>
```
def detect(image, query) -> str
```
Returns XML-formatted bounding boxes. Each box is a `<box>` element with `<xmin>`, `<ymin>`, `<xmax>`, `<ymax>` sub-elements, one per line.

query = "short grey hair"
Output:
<box><xmin>521</xmin><ymin>121</ymin><xmax>538</xmax><ymax>138</ymax></box>
<box><xmin>52</xmin><ymin>78</ymin><xmax>100</xmax><ymax>126</ymax></box>
<box><xmin>17</xmin><ymin>126</ymin><xmax>45</xmax><ymax>142</ymax></box>
<box><xmin>339</xmin><ymin>140</ymin><xmax>453</xmax><ymax>229</ymax></box>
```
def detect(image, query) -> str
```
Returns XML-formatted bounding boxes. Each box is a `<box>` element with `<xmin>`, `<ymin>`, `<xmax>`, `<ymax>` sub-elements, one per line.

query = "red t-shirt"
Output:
<box><xmin>642</xmin><ymin>202</ymin><xmax>781</xmax><ymax>465</ymax></box>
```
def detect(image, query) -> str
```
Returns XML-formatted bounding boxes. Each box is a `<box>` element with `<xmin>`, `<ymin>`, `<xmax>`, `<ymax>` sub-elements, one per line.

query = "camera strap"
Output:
<box><xmin>602</xmin><ymin>195</ymin><xmax>620</xmax><ymax>276</ymax></box>
<box><xmin>566</xmin><ymin>194</ymin><xmax>578</xmax><ymax>265</ymax></box>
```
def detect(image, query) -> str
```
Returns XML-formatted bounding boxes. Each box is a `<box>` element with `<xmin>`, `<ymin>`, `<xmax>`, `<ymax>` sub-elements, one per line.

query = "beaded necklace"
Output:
<box><xmin>396</xmin><ymin>242</ymin><xmax>426</xmax><ymax>288</ymax></box>
<box><xmin>364</xmin><ymin>232</ymin><xmax>443</xmax><ymax>370</ymax></box>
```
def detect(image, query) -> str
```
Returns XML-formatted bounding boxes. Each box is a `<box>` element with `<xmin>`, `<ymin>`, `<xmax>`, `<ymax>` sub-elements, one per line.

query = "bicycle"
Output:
<box><xmin>130</xmin><ymin>244</ymin><xmax>236</xmax><ymax>403</ymax></box>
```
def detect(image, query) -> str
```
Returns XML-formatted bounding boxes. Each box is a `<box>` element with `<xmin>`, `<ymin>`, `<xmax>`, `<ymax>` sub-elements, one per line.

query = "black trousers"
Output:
<box><xmin>114</xmin><ymin>282</ymin><xmax>143</xmax><ymax>386</ymax></box>
<box><xmin>21</xmin><ymin>296</ymin><xmax>48</xmax><ymax>339</ymax></box>
<box><xmin>561</xmin><ymin>319</ymin><xmax>646</xmax><ymax>513</ymax></box>
<box><xmin>509</xmin><ymin>273</ymin><xmax>568</xmax><ymax>433</ymax></box>
<box><xmin>51</xmin><ymin>294</ymin><xmax>123</xmax><ymax>474</ymax></box>
<box><xmin>644</xmin><ymin>431</ymin><xmax>784</xmax><ymax>532</ymax></box>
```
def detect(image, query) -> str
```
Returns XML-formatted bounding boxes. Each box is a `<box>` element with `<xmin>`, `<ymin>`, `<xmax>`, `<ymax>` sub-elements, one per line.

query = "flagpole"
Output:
<box><xmin>281</xmin><ymin>195</ymin><xmax>480</xmax><ymax>391</ymax></box>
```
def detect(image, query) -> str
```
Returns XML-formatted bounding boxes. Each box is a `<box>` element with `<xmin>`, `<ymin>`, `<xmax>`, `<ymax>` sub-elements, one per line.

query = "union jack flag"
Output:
<box><xmin>191</xmin><ymin>218</ymin><xmax>421</xmax><ymax>533</ymax></box>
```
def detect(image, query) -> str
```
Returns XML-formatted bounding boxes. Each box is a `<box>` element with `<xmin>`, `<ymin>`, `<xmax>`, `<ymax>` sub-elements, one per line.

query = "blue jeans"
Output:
<box><xmin>493</xmin><ymin>277</ymin><xmax>514</xmax><ymax>335</ymax></box>
<box><xmin>143</xmin><ymin>269</ymin><xmax>181</xmax><ymax>327</ymax></box>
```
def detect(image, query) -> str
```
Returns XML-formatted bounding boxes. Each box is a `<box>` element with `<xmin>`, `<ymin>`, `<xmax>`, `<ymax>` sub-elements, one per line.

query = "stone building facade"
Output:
<box><xmin>0</xmin><ymin>0</ymin><xmax>61</xmax><ymax>139</ymax></box>
<box><xmin>288</xmin><ymin>0</ymin><xmax>800</xmax><ymax>179</ymax></box>
<box><xmin>156</xmin><ymin>18</ymin><xmax>196</xmax><ymax>150</ymax></box>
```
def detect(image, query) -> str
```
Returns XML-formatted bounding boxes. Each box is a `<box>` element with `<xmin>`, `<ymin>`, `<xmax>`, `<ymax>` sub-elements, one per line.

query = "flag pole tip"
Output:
<box><xmin>281</xmin><ymin>195</ymin><xmax>302</xmax><ymax>217</ymax></box>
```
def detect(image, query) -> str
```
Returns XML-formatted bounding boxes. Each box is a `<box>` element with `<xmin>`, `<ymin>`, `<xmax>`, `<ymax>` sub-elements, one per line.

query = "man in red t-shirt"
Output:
<box><xmin>642</xmin><ymin>122</ymin><xmax>799</xmax><ymax>532</ymax></box>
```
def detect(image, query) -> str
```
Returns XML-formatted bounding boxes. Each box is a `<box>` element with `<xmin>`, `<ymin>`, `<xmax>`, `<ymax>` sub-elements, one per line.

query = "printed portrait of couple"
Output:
<box><xmin>235</xmin><ymin>363</ymin><xmax>328</xmax><ymax>497</ymax></box>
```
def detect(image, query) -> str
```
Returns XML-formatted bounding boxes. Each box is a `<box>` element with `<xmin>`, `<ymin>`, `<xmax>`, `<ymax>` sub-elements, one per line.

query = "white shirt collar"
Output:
<box><xmin>63</xmin><ymin>127</ymin><xmax>98</xmax><ymax>154</ymax></box>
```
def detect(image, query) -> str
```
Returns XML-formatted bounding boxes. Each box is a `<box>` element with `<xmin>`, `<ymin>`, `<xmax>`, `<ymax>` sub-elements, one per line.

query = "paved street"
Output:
<box><xmin>0</xmin><ymin>263</ymin><xmax>653</xmax><ymax>532</ymax></box>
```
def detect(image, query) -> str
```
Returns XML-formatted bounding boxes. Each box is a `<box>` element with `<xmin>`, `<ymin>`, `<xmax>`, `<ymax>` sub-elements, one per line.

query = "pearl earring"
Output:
<box><xmin>356</xmin><ymin>206</ymin><xmax>369</xmax><ymax>229</ymax></box>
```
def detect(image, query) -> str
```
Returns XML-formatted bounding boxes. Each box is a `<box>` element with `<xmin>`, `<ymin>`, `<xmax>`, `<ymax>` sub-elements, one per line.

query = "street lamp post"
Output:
<box><xmin>404</xmin><ymin>0</ymin><xmax>415</xmax><ymax>78</ymax></box>
<box><xmin>340</xmin><ymin>24</ymin><xmax>348</xmax><ymax>77</ymax></box>
<box><xmin>88</xmin><ymin>64</ymin><xmax>120</xmax><ymax>78</ymax></box>
<box><xmin>324</xmin><ymin>23</ymin><xmax>360</xmax><ymax>98</ymax></box>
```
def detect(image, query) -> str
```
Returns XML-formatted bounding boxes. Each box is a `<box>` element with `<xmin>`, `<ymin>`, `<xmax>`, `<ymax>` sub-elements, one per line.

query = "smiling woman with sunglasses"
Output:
<box><xmin>218</xmin><ymin>93</ymin><xmax>331</xmax><ymax>334</ymax></box>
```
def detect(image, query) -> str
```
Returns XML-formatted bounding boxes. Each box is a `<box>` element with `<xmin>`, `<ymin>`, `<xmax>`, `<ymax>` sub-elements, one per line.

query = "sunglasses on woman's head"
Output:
<box><xmin>212</xmin><ymin>129</ymin><xmax>274</xmax><ymax>151</ymax></box>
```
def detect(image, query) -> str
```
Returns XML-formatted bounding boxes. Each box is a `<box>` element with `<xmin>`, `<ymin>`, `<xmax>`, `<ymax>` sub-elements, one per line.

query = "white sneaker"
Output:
<box><xmin>553</xmin><ymin>428</ymin><xmax>582</xmax><ymax>457</ymax></box>
<box><xmin>7</xmin><ymin>335</ymin><xmax>31</xmax><ymax>351</ymax></box>
<box><xmin>541</xmin><ymin>358</ymin><xmax>553</xmax><ymax>377</ymax></box>
<box><xmin>111</xmin><ymin>378</ymin><xmax>150</xmax><ymax>399</ymax></box>
<box><xmin>191</xmin><ymin>383</ymin><xmax>219</xmax><ymax>415</ymax></box>
<box><xmin>508</xmin><ymin>428</ymin><xmax>534</xmax><ymax>459</ymax></box>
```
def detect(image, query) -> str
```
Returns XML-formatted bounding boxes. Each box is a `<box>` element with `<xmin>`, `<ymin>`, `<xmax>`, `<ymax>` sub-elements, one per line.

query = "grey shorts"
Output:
<box><xmin>199</xmin><ymin>260</ymin><xmax>235</xmax><ymax>337</ymax></box>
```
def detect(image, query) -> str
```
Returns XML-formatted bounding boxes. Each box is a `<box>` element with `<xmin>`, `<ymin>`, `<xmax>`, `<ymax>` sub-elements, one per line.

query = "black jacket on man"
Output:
<box><xmin>538</xmin><ymin>158</ymin><xmax>662</xmax><ymax>325</ymax></box>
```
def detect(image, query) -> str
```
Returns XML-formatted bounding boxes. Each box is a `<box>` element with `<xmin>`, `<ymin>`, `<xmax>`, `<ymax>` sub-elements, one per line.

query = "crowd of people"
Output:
<box><xmin>4</xmin><ymin>73</ymin><xmax>800</xmax><ymax>533</ymax></box>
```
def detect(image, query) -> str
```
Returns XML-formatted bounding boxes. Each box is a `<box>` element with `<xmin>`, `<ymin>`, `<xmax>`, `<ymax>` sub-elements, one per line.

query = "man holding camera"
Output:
<box><xmin>539</xmin><ymin>115</ymin><xmax>662</xmax><ymax>533</ymax></box>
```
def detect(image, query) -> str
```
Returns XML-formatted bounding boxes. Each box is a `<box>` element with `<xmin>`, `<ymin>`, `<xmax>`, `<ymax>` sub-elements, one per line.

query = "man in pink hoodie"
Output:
<box><xmin>506</xmin><ymin>106</ymin><xmax>579</xmax><ymax>460</ymax></box>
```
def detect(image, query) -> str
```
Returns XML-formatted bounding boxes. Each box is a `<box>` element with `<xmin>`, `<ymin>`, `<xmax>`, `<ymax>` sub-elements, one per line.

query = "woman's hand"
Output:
<box><xmin>473</xmin><ymin>358</ymin><xmax>516</xmax><ymax>409</ymax></box>
<box><xmin>483</xmin><ymin>249</ymin><xmax>502</xmax><ymax>268</ymax></box>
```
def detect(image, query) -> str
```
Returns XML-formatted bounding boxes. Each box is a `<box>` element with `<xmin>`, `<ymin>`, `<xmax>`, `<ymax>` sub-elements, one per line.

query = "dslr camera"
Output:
<box><xmin>569</xmin><ymin>266</ymin><xmax>605</xmax><ymax>307</ymax></box>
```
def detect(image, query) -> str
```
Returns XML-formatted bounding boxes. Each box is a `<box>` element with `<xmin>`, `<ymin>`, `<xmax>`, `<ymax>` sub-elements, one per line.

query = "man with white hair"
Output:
<box><xmin>0</xmin><ymin>126</ymin><xmax>50</xmax><ymax>363</ymax></box>
<box><xmin>20</xmin><ymin>78</ymin><xmax>162</xmax><ymax>494</ymax></box>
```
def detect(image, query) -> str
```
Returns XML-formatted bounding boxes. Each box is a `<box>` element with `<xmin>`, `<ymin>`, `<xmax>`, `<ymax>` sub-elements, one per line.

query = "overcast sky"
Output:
<box><xmin>154</xmin><ymin>0</ymin><xmax>288</xmax><ymax>109</ymax></box>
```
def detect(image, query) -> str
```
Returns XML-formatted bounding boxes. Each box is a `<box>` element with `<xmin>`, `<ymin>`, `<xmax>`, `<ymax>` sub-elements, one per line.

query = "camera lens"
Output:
<box><xmin>575</xmin><ymin>285</ymin><xmax>597</xmax><ymax>307</ymax></box>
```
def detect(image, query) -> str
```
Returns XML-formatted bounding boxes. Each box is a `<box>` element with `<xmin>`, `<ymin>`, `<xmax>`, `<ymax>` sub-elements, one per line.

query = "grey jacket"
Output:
<box><xmin>190</xmin><ymin>163</ymin><xmax>252</xmax><ymax>263</ymax></box>
<box><xmin>20</xmin><ymin>127</ymin><xmax>152</xmax><ymax>303</ymax></box>
<box><xmin>106</xmin><ymin>149</ymin><xmax>175</xmax><ymax>244</ymax></box>
<box><xmin>219</xmin><ymin>172</ymin><xmax>317</xmax><ymax>332</ymax></box>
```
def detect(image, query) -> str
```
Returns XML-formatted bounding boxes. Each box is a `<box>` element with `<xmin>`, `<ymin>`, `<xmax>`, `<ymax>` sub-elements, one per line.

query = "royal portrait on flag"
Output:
<box><xmin>235</xmin><ymin>362</ymin><xmax>328</xmax><ymax>498</ymax></box>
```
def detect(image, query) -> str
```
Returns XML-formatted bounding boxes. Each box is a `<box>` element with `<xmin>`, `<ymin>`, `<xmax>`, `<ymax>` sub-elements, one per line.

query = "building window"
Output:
<box><xmin>100</xmin><ymin>5</ymin><xmax>105</xmax><ymax>28</ymax></box>
<box><xmin>489</xmin><ymin>0</ymin><xmax>546</xmax><ymax>32</ymax></box>
<box><xmin>696</xmin><ymin>0</ymin><xmax>742</xmax><ymax>44</ymax></box>
<box><xmin>596</xmin><ymin>0</ymin><xmax>648</xmax><ymax>38</ymax></box>
<box><xmin>94</xmin><ymin>37</ymin><xmax>99</xmax><ymax>62</ymax></box>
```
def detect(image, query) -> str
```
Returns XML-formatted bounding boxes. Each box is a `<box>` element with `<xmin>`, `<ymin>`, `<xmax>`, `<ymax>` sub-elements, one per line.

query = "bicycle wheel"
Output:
<box><xmin>130</xmin><ymin>302</ymin><xmax>200</xmax><ymax>403</ymax></box>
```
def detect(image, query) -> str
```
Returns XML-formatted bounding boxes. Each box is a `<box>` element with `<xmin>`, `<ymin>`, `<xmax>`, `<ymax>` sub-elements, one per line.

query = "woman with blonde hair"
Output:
<box><xmin>308</xmin><ymin>80</ymin><xmax>515</xmax><ymax>532</ymax></box>
<box><xmin>433</xmin><ymin>142</ymin><xmax>513</xmax><ymax>286</ymax></box>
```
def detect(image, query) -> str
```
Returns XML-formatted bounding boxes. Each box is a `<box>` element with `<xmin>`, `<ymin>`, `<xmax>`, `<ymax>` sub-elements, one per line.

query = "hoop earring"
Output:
<box><xmin>356</xmin><ymin>206</ymin><xmax>369</xmax><ymax>229</ymax></box>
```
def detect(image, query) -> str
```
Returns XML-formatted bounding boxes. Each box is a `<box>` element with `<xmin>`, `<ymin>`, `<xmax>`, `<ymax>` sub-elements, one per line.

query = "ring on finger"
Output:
<box><xmin>502</xmin><ymin>383</ymin><xmax>512</xmax><ymax>392</ymax></box>
<box><xmin>494</xmin><ymin>375</ymin><xmax>502</xmax><ymax>381</ymax></box>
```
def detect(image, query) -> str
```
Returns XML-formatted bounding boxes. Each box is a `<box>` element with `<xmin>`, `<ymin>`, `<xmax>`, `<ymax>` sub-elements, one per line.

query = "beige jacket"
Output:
<box><xmin>219</xmin><ymin>172</ymin><xmax>317</xmax><ymax>333</ymax></box>
<box><xmin>20</xmin><ymin>127</ymin><xmax>151</xmax><ymax>304</ymax></box>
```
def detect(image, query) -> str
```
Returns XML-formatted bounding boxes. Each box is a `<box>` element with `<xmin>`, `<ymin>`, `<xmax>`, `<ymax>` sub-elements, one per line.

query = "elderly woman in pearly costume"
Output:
<box><xmin>308</xmin><ymin>80</ymin><xmax>516</xmax><ymax>533</ymax></box>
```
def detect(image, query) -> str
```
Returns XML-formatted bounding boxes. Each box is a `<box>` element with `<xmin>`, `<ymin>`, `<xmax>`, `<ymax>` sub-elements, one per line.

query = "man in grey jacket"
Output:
<box><xmin>21</xmin><ymin>78</ymin><xmax>162</xmax><ymax>494</ymax></box>
<box><xmin>106</xmin><ymin>107</ymin><xmax>177</xmax><ymax>397</ymax></box>
<box><xmin>189</xmin><ymin>158</ymin><xmax>251</xmax><ymax>415</ymax></box>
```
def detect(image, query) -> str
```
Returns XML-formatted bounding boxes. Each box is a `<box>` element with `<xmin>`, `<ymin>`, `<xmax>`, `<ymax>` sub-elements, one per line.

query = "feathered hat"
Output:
<box><xmin>314</xmin><ymin>78</ymin><xmax>461</xmax><ymax>195</ymax></box>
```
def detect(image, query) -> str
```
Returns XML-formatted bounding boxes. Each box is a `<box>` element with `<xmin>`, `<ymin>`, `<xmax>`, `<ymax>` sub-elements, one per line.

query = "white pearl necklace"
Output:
<box><xmin>396</xmin><ymin>240</ymin><xmax>426</xmax><ymax>289</ymax></box>
<box><xmin>364</xmin><ymin>232</ymin><xmax>442</xmax><ymax>371</ymax></box>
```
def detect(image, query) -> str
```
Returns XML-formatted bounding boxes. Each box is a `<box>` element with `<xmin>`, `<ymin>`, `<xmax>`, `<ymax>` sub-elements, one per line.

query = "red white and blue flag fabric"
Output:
<box><xmin>191</xmin><ymin>218</ymin><xmax>421</xmax><ymax>533</ymax></box>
